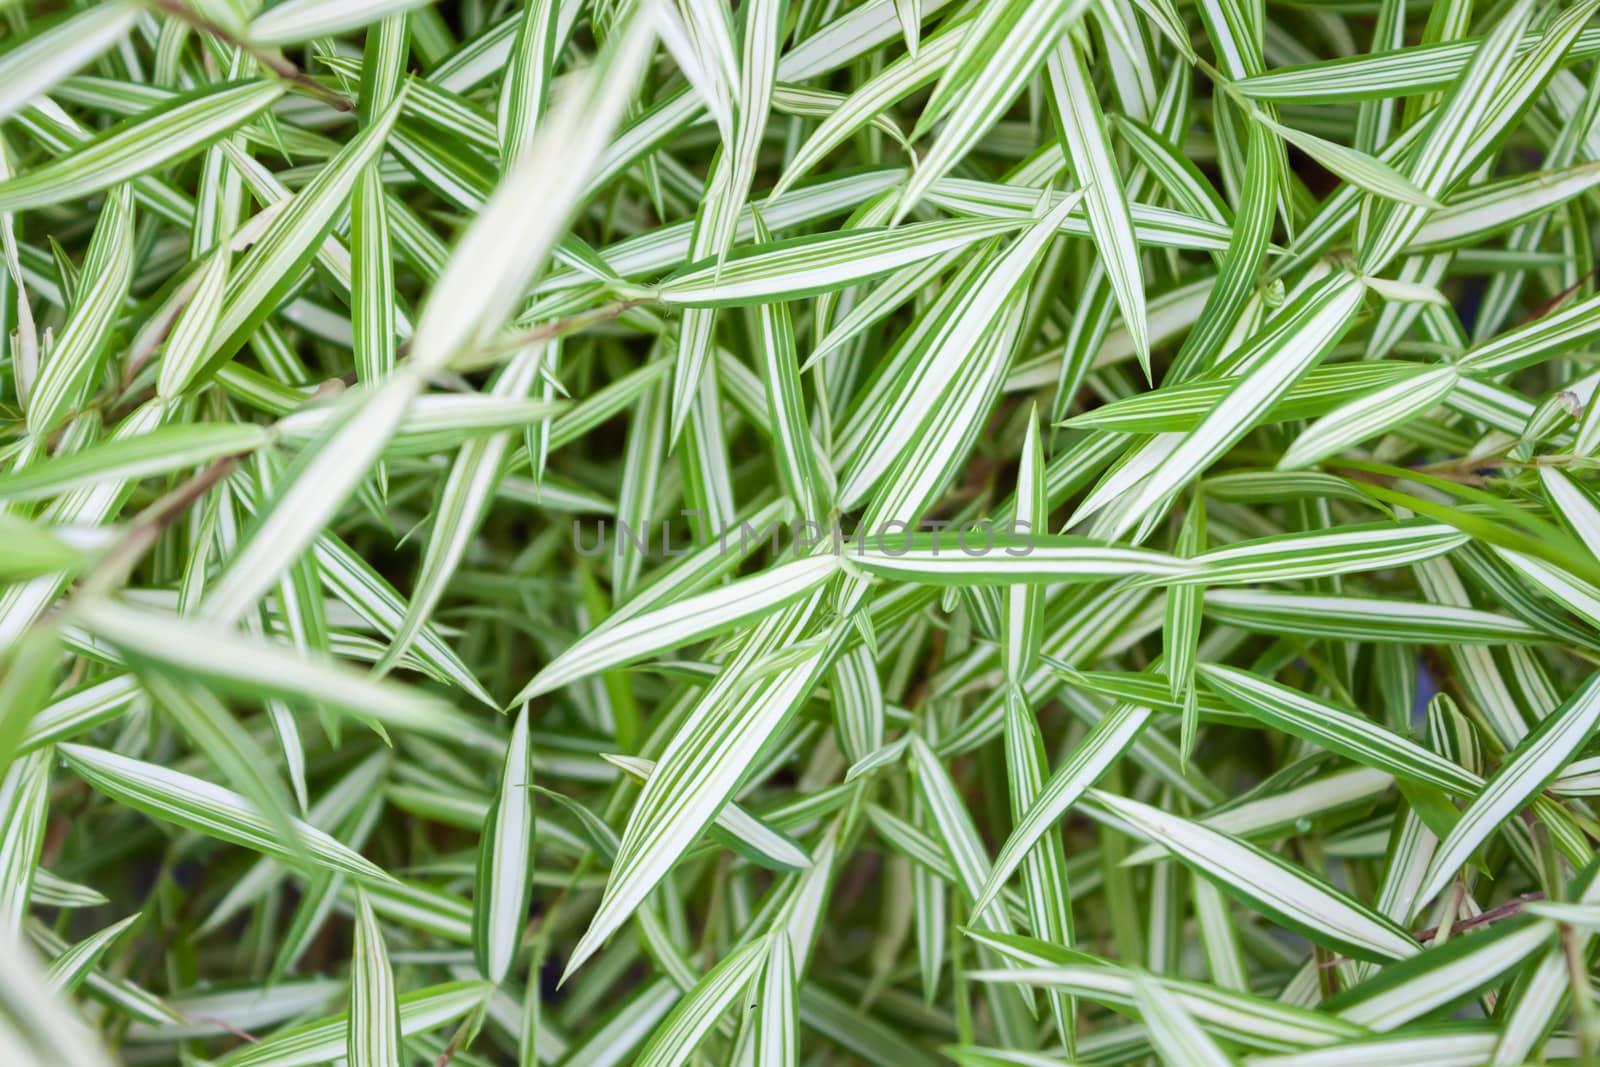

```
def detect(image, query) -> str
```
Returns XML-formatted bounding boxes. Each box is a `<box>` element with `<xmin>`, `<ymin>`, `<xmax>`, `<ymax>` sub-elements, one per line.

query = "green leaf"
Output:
<box><xmin>249</xmin><ymin>0</ymin><xmax>438</xmax><ymax>45</ymax></box>
<box><xmin>26</xmin><ymin>185</ymin><xmax>134</xmax><ymax>435</ymax></box>
<box><xmin>1087</xmin><ymin>789</ymin><xmax>1420</xmax><ymax>962</ymax></box>
<box><xmin>516</xmin><ymin>555</ymin><xmax>838</xmax><ymax>699</ymax></box>
<box><xmin>974</xmin><ymin>701</ymin><xmax>1150</xmax><ymax>916</ymax></box>
<box><xmin>348</xmin><ymin>890</ymin><xmax>402</xmax><ymax>1067</ymax></box>
<box><xmin>0</xmin><ymin>424</ymin><xmax>269</xmax><ymax>501</ymax></box>
<box><xmin>633</xmin><ymin>937</ymin><xmax>767</xmax><ymax>1067</ymax></box>
<box><xmin>78</xmin><ymin>598</ymin><xmax>481</xmax><ymax>743</ymax></box>
<box><xmin>1046</xmin><ymin>39</ymin><xmax>1148</xmax><ymax>372</ymax></box>
<box><xmin>1197</xmin><ymin>664</ymin><xmax>1480</xmax><ymax>794</ymax></box>
<box><xmin>657</xmin><ymin>217</ymin><xmax>1021</xmax><ymax>306</ymax></box>
<box><xmin>898</xmin><ymin>0</ymin><xmax>1090</xmax><ymax>217</ymax></box>
<box><xmin>1415</xmin><ymin>669</ymin><xmax>1600</xmax><ymax>904</ymax></box>
<box><xmin>472</xmin><ymin>703</ymin><xmax>535</xmax><ymax>985</ymax></box>
<box><xmin>59</xmin><ymin>743</ymin><xmax>395</xmax><ymax>886</ymax></box>
<box><xmin>563</xmin><ymin>599</ymin><xmax>839</xmax><ymax>978</ymax></box>
<box><xmin>0</xmin><ymin>929</ymin><xmax>118</xmax><ymax>1067</ymax></box>
<box><xmin>0</xmin><ymin>81</ymin><xmax>284</xmax><ymax>214</ymax></box>
<box><xmin>0</xmin><ymin>1</ymin><xmax>141</xmax><ymax>126</ymax></box>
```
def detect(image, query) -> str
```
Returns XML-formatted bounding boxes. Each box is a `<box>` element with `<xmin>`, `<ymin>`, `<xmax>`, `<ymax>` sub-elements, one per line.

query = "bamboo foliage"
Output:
<box><xmin>3</xmin><ymin>0</ymin><xmax>1600</xmax><ymax>1063</ymax></box>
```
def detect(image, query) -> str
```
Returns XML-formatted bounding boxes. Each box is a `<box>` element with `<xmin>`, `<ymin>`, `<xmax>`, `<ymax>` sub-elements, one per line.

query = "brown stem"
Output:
<box><xmin>1412</xmin><ymin>890</ymin><xmax>1546</xmax><ymax>944</ymax></box>
<box><xmin>1514</xmin><ymin>264</ymin><xmax>1600</xmax><ymax>330</ymax></box>
<box><xmin>430</xmin><ymin>1004</ymin><xmax>484</xmax><ymax>1067</ymax></box>
<box><xmin>1320</xmin><ymin>891</ymin><xmax>1546</xmax><ymax>968</ymax></box>
<box><xmin>152</xmin><ymin>0</ymin><xmax>353</xmax><ymax>112</ymax></box>
<box><xmin>190</xmin><ymin>1015</ymin><xmax>260</xmax><ymax>1045</ymax></box>
<box><xmin>81</xmin><ymin>453</ymin><xmax>245</xmax><ymax>598</ymax></box>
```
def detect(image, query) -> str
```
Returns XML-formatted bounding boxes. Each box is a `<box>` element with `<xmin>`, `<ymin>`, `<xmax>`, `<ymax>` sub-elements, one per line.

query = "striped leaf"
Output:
<box><xmin>1415</xmin><ymin>669</ymin><xmax>1600</xmax><ymax>904</ymax></box>
<box><xmin>0</xmin><ymin>81</ymin><xmax>284</xmax><ymax>213</ymax></box>
<box><xmin>471</xmin><ymin>704</ymin><xmax>535</xmax><ymax>985</ymax></box>
<box><xmin>0</xmin><ymin>1</ymin><xmax>141</xmax><ymax>125</ymax></box>
<box><xmin>26</xmin><ymin>185</ymin><xmax>133</xmax><ymax>435</ymax></box>
<box><xmin>59</xmin><ymin>744</ymin><xmax>394</xmax><ymax>886</ymax></box>
<box><xmin>1087</xmin><ymin>789</ymin><xmax>1419</xmax><ymax>962</ymax></box>
<box><xmin>348</xmin><ymin>891</ymin><xmax>402</xmax><ymax>1067</ymax></box>
<box><xmin>657</xmin><ymin>217</ymin><xmax>1022</xmax><ymax>306</ymax></box>
<box><xmin>516</xmin><ymin>555</ymin><xmax>838</xmax><ymax>699</ymax></box>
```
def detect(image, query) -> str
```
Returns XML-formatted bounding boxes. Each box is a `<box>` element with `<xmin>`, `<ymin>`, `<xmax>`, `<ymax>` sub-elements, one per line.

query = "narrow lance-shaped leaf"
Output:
<box><xmin>516</xmin><ymin>555</ymin><xmax>838</xmax><ymax>699</ymax></box>
<box><xmin>204</xmin><ymin>94</ymin><xmax>406</xmax><ymax>379</ymax></box>
<box><xmin>1164</xmin><ymin>91</ymin><xmax>1276</xmax><ymax>383</ymax></box>
<box><xmin>657</xmin><ymin>217</ymin><xmax>1024</xmax><ymax>306</ymax></box>
<box><xmin>220</xmin><ymin>981</ymin><xmax>490</xmax><ymax>1067</ymax></box>
<box><xmin>26</xmin><ymin>185</ymin><xmax>134</xmax><ymax>435</ymax></box>
<box><xmin>0</xmin><ymin>81</ymin><xmax>285</xmax><ymax>214</ymax></box>
<box><xmin>1415</xmin><ymin>669</ymin><xmax>1600</xmax><ymax>905</ymax></box>
<box><xmin>59</xmin><ymin>744</ymin><xmax>395</xmax><ymax>887</ymax></box>
<box><xmin>719</xmin><ymin>0</ymin><xmax>783</xmax><ymax>247</ymax></box>
<box><xmin>841</xmin><ymin>190</ymin><xmax>1086</xmax><ymax>511</ymax></box>
<box><xmin>351</xmin><ymin>168</ymin><xmax>396</xmax><ymax>392</ymax></box>
<box><xmin>1198</xmin><ymin>664</ymin><xmax>1482</xmax><ymax>795</ymax></box>
<box><xmin>0</xmin><ymin>1</ymin><xmax>141</xmax><ymax>126</ymax></box>
<box><xmin>1097</xmin><ymin>272</ymin><xmax>1365</xmax><ymax>539</ymax></box>
<box><xmin>562</xmin><ymin>596</ymin><xmax>838</xmax><ymax>978</ymax></box>
<box><xmin>0</xmin><ymin>424</ymin><xmax>270</xmax><ymax>502</ymax></box>
<box><xmin>1247</xmin><ymin>111</ymin><xmax>1439</xmax><ymax>209</ymax></box>
<box><xmin>157</xmin><ymin>241</ymin><xmax>232</xmax><ymax>400</ymax></box>
<box><xmin>965</xmin><ymin>930</ymin><xmax>1367</xmax><ymax>1051</ymax></box>
<box><xmin>1005</xmin><ymin>412</ymin><xmax>1046</xmax><ymax>684</ymax></box>
<box><xmin>1327</xmin><ymin>916</ymin><xmax>1556</xmax><ymax>1033</ymax></box>
<box><xmin>498</xmin><ymin>0</ymin><xmax>561</xmax><ymax>168</ymax></box>
<box><xmin>131</xmin><ymin>666</ymin><xmax>309</xmax><ymax>871</ymax></box>
<box><xmin>0</xmin><ymin>750</ymin><xmax>49</xmax><ymax>937</ymax></box>
<box><xmin>893</xmin><ymin>0</ymin><xmax>921</xmax><ymax>57</ymax></box>
<box><xmin>348</xmin><ymin>890</ymin><xmax>402</xmax><ymax>1067</ymax></box>
<box><xmin>1539</xmin><ymin>465</ymin><xmax>1600</xmax><ymax>561</ymax></box>
<box><xmin>1001</xmin><ymin>688</ymin><xmax>1076</xmax><ymax>1048</ymax></box>
<box><xmin>851</xmin><ymin>532</ymin><xmax>1191</xmax><ymax>584</ymax></box>
<box><xmin>1280</xmin><ymin>364</ymin><xmax>1458</xmax><ymax>470</ymax></box>
<box><xmin>896</xmin><ymin>0</ymin><xmax>1090</xmax><ymax>218</ymax></box>
<box><xmin>973</xmin><ymin>702</ymin><xmax>1151</xmax><ymax>915</ymax></box>
<box><xmin>1358</xmin><ymin>0</ymin><xmax>1579</xmax><ymax>273</ymax></box>
<box><xmin>406</xmin><ymin>9</ymin><xmax>657</xmax><ymax>375</ymax></box>
<box><xmin>1164</xmin><ymin>520</ymin><xmax>1469</xmax><ymax>586</ymax></box>
<box><xmin>753</xmin><ymin>928</ymin><xmax>797</xmax><ymax>1067</ymax></box>
<box><xmin>44</xmin><ymin>913</ymin><xmax>139</xmax><ymax>995</ymax></box>
<box><xmin>633</xmin><ymin>937</ymin><xmax>768</xmax><ymax>1067</ymax></box>
<box><xmin>376</xmin><ymin>346</ymin><xmax>546</xmax><ymax>675</ymax></box>
<box><xmin>907</xmin><ymin>733</ymin><xmax>1034</xmax><ymax>1046</ymax></box>
<box><xmin>80</xmin><ymin>598</ymin><xmax>479</xmax><ymax>742</ymax></box>
<box><xmin>472</xmin><ymin>704</ymin><xmax>535</xmax><ymax>985</ymax></box>
<box><xmin>603</xmin><ymin>754</ymin><xmax>811</xmax><ymax>871</ymax></box>
<box><xmin>249</xmin><ymin>0</ymin><xmax>439</xmax><ymax>44</ymax></box>
<box><xmin>0</xmin><ymin>929</ymin><xmax>119</xmax><ymax>1067</ymax></box>
<box><xmin>1167</xmin><ymin>498</ymin><xmax>1205</xmax><ymax>765</ymax></box>
<box><xmin>352</xmin><ymin>8</ymin><xmax>407</xmax><ymax>411</ymax></box>
<box><xmin>1063</xmin><ymin>361</ymin><xmax>1424</xmax><ymax>434</ymax></box>
<box><xmin>1203</xmin><ymin>588</ymin><xmax>1544</xmax><ymax>645</ymax></box>
<box><xmin>772</xmin><ymin>22</ymin><xmax>966</xmax><ymax>198</ymax></box>
<box><xmin>1046</xmin><ymin>38</ymin><xmax>1148</xmax><ymax>374</ymax></box>
<box><xmin>1134</xmin><ymin>975</ymin><xmax>1239</xmax><ymax>1067</ymax></box>
<box><xmin>748</xmin><ymin>213</ymin><xmax>827</xmax><ymax>520</ymax></box>
<box><xmin>1086</xmin><ymin>789</ymin><xmax>1419</xmax><ymax>962</ymax></box>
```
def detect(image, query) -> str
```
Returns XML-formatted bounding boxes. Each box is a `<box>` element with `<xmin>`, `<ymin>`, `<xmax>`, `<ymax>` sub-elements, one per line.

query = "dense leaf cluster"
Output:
<box><xmin>4</xmin><ymin>0</ymin><xmax>1600</xmax><ymax>1064</ymax></box>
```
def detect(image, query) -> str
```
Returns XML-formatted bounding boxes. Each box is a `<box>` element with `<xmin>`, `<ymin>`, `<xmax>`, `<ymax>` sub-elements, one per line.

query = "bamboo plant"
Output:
<box><xmin>3</xmin><ymin>0</ymin><xmax>1600</xmax><ymax>1063</ymax></box>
